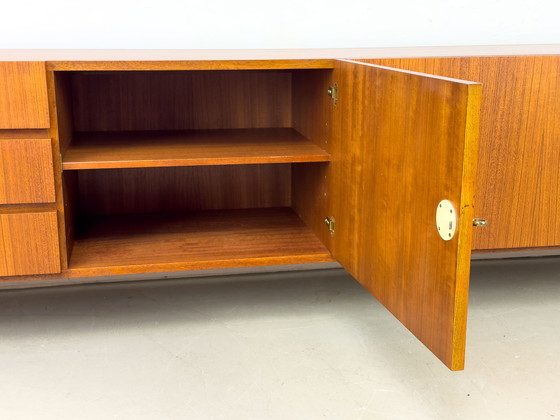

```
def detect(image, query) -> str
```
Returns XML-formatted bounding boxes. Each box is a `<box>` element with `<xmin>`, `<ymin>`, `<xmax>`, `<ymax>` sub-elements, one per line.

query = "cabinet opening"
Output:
<box><xmin>62</xmin><ymin>164</ymin><xmax>333</xmax><ymax>275</ymax></box>
<box><xmin>55</xmin><ymin>68</ymin><xmax>334</xmax><ymax>275</ymax></box>
<box><xmin>55</xmin><ymin>69</ymin><xmax>331</xmax><ymax>169</ymax></box>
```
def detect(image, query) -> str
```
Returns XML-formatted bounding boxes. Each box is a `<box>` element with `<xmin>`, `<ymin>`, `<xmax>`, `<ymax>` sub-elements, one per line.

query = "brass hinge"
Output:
<box><xmin>325</xmin><ymin>216</ymin><xmax>335</xmax><ymax>236</ymax></box>
<box><xmin>327</xmin><ymin>84</ymin><xmax>338</xmax><ymax>104</ymax></box>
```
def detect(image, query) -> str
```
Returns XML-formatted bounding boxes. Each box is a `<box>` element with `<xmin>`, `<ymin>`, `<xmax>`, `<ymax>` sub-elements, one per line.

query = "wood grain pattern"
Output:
<box><xmin>63</xmin><ymin>129</ymin><xmax>330</xmax><ymax>170</ymax></box>
<box><xmin>0</xmin><ymin>211</ymin><xmax>61</xmax><ymax>276</ymax></box>
<box><xmin>49</xmin><ymin>68</ymin><xmax>79</xmax><ymax>268</ymax></box>
<box><xmin>291</xmin><ymin>69</ymin><xmax>334</xmax><ymax>247</ymax></box>
<box><xmin>0</xmin><ymin>62</ymin><xmax>50</xmax><ymax>129</ymax></box>
<box><xmin>329</xmin><ymin>60</ymin><xmax>481</xmax><ymax>370</ymax></box>
<box><xmin>362</xmin><ymin>56</ymin><xmax>560</xmax><ymax>251</ymax></box>
<box><xmin>67</xmin><ymin>208</ymin><xmax>334</xmax><ymax>277</ymax></box>
<box><xmin>62</xmin><ymin>171</ymin><xmax>77</xmax><ymax>264</ymax></box>
<box><xmin>452</xmin><ymin>79</ymin><xmax>481</xmax><ymax>368</ymax></box>
<box><xmin>0</xmin><ymin>139</ymin><xmax>56</xmax><ymax>204</ymax></box>
<box><xmin>70</xmin><ymin>70</ymin><xmax>292</xmax><ymax>131</ymax></box>
<box><xmin>75</xmin><ymin>165</ymin><xmax>291</xmax><ymax>215</ymax></box>
<box><xmin>49</xmin><ymin>59</ymin><xmax>335</xmax><ymax>71</ymax></box>
<box><xmin>53</xmin><ymin>71</ymin><xmax>74</xmax><ymax>154</ymax></box>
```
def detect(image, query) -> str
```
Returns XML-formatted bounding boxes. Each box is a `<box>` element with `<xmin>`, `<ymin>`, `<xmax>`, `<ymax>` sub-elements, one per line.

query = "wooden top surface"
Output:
<box><xmin>0</xmin><ymin>45</ymin><xmax>559</xmax><ymax>62</ymax></box>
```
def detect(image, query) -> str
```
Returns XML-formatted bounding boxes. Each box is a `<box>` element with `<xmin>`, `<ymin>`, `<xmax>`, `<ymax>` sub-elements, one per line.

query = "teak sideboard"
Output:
<box><xmin>1</xmin><ymin>46</ymin><xmax>559</xmax><ymax>371</ymax></box>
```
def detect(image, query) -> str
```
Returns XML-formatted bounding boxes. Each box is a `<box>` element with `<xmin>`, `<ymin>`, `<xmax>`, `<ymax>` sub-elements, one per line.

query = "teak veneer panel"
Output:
<box><xmin>68</xmin><ymin>208</ymin><xmax>334</xmax><ymax>277</ymax></box>
<box><xmin>50</xmin><ymin>59</ymin><xmax>335</xmax><ymax>71</ymax></box>
<box><xmin>70</xmin><ymin>70</ymin><xmax>293</xmax><ymax>132</ymax></box>
<box><xmin>0</xmin><ymin>212</ymin><xmax>61</xmax><ymax>276</ymax></box>
<box><xmin>363</xmin><ymin>56</ymin><xmax>560</xmax><ymax>251</ymax></box>
<box><xmin>329</xmin><ymin>60</ymin><xmax>481</xmax><ymax>370</ymax></box>
<box><xmin>63</xmin><ymin>129</ymin><xmax>330</xmax><ymax>169</ymax></box>
<box><xmin>0</xmin><ymin>139</ymin><xmax>56</xmax><ymax>204</ymax></box>
<box><xmin>0</xmin><ymin>62</ymin><xmax>50</xmax><ymax>129</ymax></box>
<box><xmin>291</xmin><ymin>69</ymin><xmax>333</xmax><ymax>248</ymax></box>
<box><xmin>51</xmin><ymin>70</ymin><xmax>79</xmax><ymax>268</ymax></box>
<box><xmin>75</xmin><ymin>165</ymin><xmax>291</xmax><ymax>215</ymax></box>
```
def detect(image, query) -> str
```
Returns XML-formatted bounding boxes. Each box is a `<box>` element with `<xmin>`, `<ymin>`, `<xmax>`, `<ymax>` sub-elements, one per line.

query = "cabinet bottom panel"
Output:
<box><xmin>67</xmin><ymin>207</ymin><xmax>334</xmax><ymax>277</ymax></box>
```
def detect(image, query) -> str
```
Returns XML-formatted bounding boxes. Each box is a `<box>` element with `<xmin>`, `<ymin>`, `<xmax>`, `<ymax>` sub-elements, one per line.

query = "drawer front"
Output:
<box><xmin>0</xmin><ymin>211</ymin><xmax>61</xmax><ymax>276</ymax></box>
<box><xmin>0</xmin><ymin>62</ymin><xmax>50</xmax><ymax>129</ymax></box>
<box><xmin>0</xmin><ymin>139</ymin><xmax>56</xmax><ymax>204</ymax></box>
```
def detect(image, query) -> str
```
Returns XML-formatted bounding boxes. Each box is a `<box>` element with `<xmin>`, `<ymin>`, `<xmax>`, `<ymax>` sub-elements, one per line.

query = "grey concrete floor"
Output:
<box><xmin>0</xmin><ymin>257</ymin><xmax>559</xmax><ymax>420</ymax></box>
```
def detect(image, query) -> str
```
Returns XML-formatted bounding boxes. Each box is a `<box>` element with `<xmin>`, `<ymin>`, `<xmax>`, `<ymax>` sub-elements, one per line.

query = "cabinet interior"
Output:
<box><xmin>53</xmin><ymin>68</ymin><xmax>335</xmax><ymax>274</ymax></box>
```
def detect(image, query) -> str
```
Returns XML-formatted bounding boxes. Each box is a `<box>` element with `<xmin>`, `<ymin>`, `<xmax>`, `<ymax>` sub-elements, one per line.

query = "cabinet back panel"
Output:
<box><xmin>76</xmin><ymin>165</ymin><xmax>291</xmax><ymax>215</ymax></box>
<box><xmin>70</xmin><ymin>71</ymin><xmax>292</xmax><ymax>131</ymax></box>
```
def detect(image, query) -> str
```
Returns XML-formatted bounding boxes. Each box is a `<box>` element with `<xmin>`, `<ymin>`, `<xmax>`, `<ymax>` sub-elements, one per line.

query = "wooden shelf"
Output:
<box><xmin>67</xmin><ymin>207</ymin><xmax>334</xmax><ymax>277</ymax></box>
<box><xmin>62</xmin><ymin>128</ymin><xmax>330</xmax><ymax>170</ymax></box>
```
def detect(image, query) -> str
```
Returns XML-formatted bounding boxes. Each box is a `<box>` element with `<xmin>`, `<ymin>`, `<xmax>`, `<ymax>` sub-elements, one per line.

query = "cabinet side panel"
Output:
<box><xmin>63</xmin><ymin>171</ymin><xmax>78</xmax><ymax>263</ymax></box>
<box><xmin>0</xmin><ymin>62</ymin><xmax>50</xmax><ymax>129</ymax></box>
<box><xmin>292</xmin><ymin>70</ymin><xmax>333</xmax><ymax>247</ymax></box>
<box><xmin>53</xmin><ymin>72</ymin><xmax>75</xmax><ymax>154</ymax></box>
<box><xmin>331</xmin><ymin>60</ymin><xmax>481</xmax><ymax>370</ymax></box>
<box><xmin>50</xmin><ymin>71</ymin><xmax>76</xmax><ymax>266</ymax></box>
<box><xmin>0</xmin><ymin>212</ymin><xmax>61</xmax><ymax>276</ymax></box>
<box><xmin>362</xmin><ymin>56</ymin><xmax>560</xmax><ymax>251</ymax></box>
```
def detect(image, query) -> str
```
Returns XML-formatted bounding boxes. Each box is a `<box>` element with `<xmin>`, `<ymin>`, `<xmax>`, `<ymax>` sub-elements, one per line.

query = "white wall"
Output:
<box><xmin>1</xmin><ymin>0</ymin><xmax>559</xmax><ymax>49</ymax></box>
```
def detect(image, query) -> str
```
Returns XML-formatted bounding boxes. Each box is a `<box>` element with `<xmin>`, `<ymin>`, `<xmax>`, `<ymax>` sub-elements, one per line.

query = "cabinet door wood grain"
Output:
<box><xmin>0</xmin><ymin>139</ymin><xmax>56</xmax><ymax>204</ymax></box>
<box><xmin>329</xmin><ymin>60</ymin><xmax>481</xmax><ymax>370</ymax></box>
<box><xmin>0</xmin><ymin>62</ymin><xmax>50</xmax><ymax>129</ymax></box>
<box><xmin>0</xmin><ymin>212</ymin><xmax>61</xmax><ymax>276</ymax></box>
<box><xmin>360</xmin><ymin>56</ymin><xmax>560</xmax><ymax>251</ymax></box>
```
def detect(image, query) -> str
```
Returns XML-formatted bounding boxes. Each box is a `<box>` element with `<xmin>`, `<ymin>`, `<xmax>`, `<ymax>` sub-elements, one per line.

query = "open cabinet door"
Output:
<box><xmin>330</xmin><ymin>59</ymin><xmax>481</xmax><ymax>370</ymax></box>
